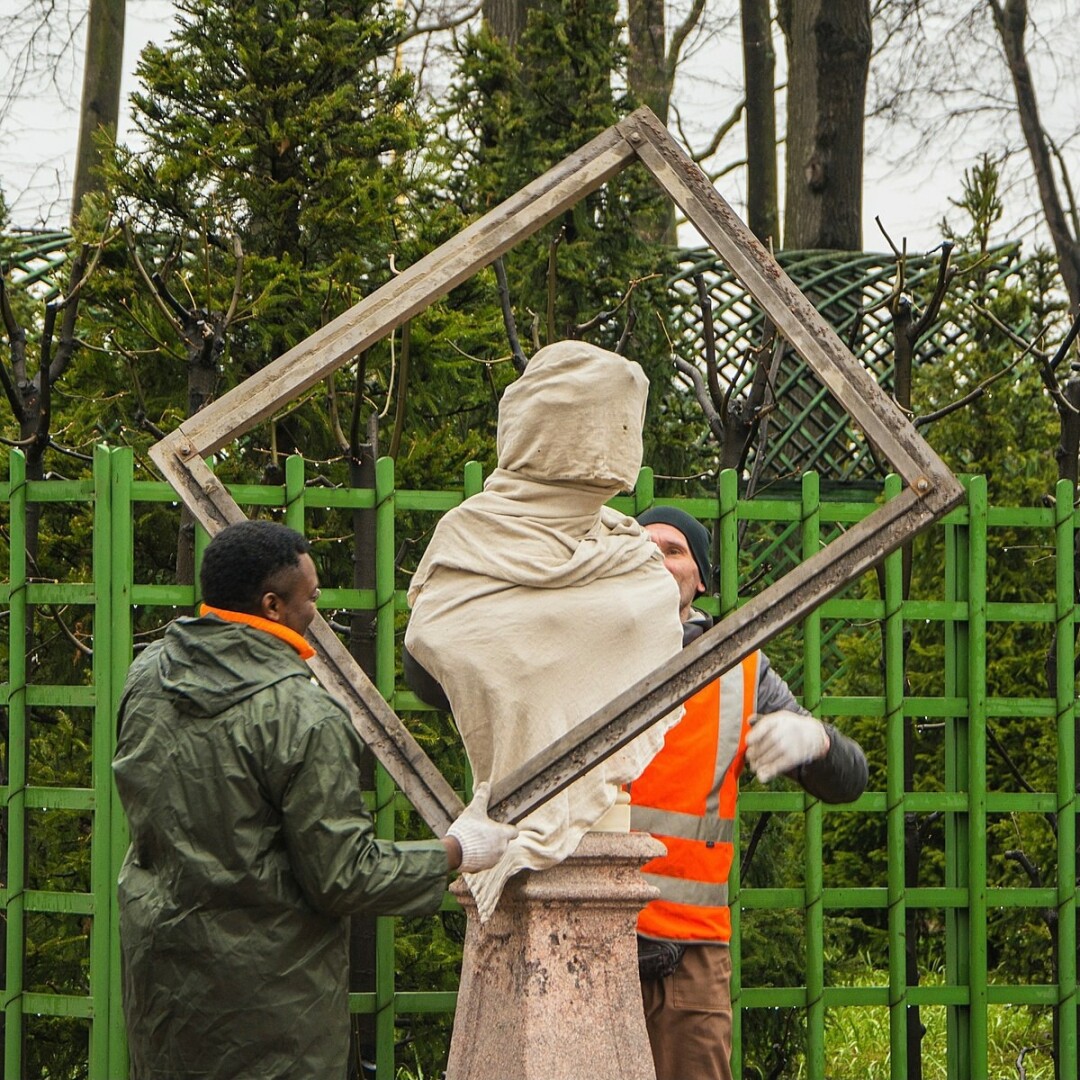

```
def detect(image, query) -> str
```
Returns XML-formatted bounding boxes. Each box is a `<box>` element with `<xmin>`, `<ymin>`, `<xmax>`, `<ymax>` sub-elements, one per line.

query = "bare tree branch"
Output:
<box><xmin>666</xmin><ymin>0</ymin><xmax>707</xmax><ymax>85</ymax></box>
<box><xmin>398</xmin><ymin>1</ymin><xmax>480</xmax><ymax>43</ymax></box>
<box><xmin>875</xmin><ymin>214</ymin><xmax>904</xmax><ymax>259</ymax></box>
<box><xmin>573</xmin><ymin>274</ymin><xmax>659</xmax><ymax>336</ymax></box>
<box><xmin>223</xmin><ymin>234</ymin><xmax>245</xmax><ymax>328</ymax></box>
<box><xmin>48</xmin><ymin>245</ymin><xmax>93</xmax><ymax>386</ymax></box>
<box><xmin>41</xmin><ymin>604</ymin><xmax>93</xmax><ymax>658</ymax></box>
<box><xmin>39</xmin><ymin>300</ymin><xmax>57</xmax><ymax>442</ymax></box>
<box><xmin>493</xmin><ymin>256</ymin><xmax>527</xmax><ymax>373</ymax></box>
<box><xmin>657</xmin><ymin>310</ymin><xmax>724</xmax><ymax>443</ymax></box>
<box><xmin>327</xmin><ymin>372</ymin><xmax>350</xmax><ymax>455</ymax></box>
<box><xmin>349</xmin><ymin>351</ymin><xmax>368</xmax><ymax>456</ymax></box>
<box><xmin>913</xmin><ymin>240</ymin><xmax>956</xmax><ymax>339</ymax></box>
<box><xmin>1047</xmin><ymin>307</ymin><xmax>1080</xmax><ymax>373</ymax></box>
<box><xmin>388</xmin><ymin>319</ymin><xmax>411</xmax><ymax>459</ymax></box>
<box><xmin>445</xmin><ymin>341</ymin><xmax>517</xmax><ymax>366</ymax></box>
<box><xmin>913</xmin><ymin>349</ymin><xmax>1027</xmax><ymax>428</ymax></box>
<box><xmin>693</xmin><ymin>273</ymin><xmax>721</xmax><ymax>408</ymax></box>
<box><xmin>615</xmin><ymin>307</ymin><xmax>637</xmax><ymax>356</ymax></box>
<box><xmin>0</xmin><ymin>272</ymin><xmax>28</xmax><ymax>421</ymax></box>
<box><xmin>675</xmin><ymin>97</ymin><xmax>745</xmax><ymax>165</ymax></box>
<box><xmin>988</xmin><ymin>724</ymin><xmax>1038</xmax><ymax>794</ymax></box>
<box><xmin>989</xmin><ymin>0</ymin><xmax>1080</xmax><ymax>311</ymax></box>
<box><xmin>1047</xmin><ymin>133</ymin><xmax>1080</xmax><ymax>245</ymax></box>
<box><xmin>123</xmin><ymin>220</ymin><xmax>184</xmax><ymax>334</ymax></box>
<box><xmin>545</xmin><ymin>226</ymin><xmax>564</xmax><ymax>344</ymax></box>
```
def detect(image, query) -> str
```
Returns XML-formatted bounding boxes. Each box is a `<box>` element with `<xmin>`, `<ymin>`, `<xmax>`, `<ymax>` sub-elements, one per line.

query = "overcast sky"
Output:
<box><xmin>1</xmin><ymin>1</ymin><xmax>1078</xmax><ymax>258</ymax></box>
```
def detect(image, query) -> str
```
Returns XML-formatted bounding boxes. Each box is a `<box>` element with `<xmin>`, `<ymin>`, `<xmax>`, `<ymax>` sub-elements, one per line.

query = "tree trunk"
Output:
<box><xmin>990</xmin><ymin>0</ymin><xmax>1080</xmax><ymax>313</ymax></box>
<box><xmin>777</xmin><ymin>0</ymin><xmax>870</xmax><ymax>251</ymax></box>
<box><xmin>627</xmin><ymin>0</ymin><xmax>668</xmax><ymax>122</ymax></box>
<box><xmin>71</xmin><ymin>0</ymin><xmax>126</xmax><ymax>223</ymax></box>
<box><xmin>482</xmin><ymin>0</ymin><xmax>531</xmax><ymax>47</ymax></box>
<box><xmin>741</xmin><ymin>0</ymin><xmax>779</xmax><ymax>246</ymax></box>
<box><xmin>174</xmin><ymin>305</ymin><xmax>224</xmax><ymax>597</ymax></box>
<box><xmin>627</xmin><ymin>0</ymin><xmax>675</xmax><ymax>244</ymax></box>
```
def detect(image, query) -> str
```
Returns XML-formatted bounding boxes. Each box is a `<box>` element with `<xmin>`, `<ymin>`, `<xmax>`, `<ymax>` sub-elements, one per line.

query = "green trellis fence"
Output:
<box><xmin>1</xmin><ymin>446</ymin><xmax>1077</xmax><ymax>1079</ymax></box>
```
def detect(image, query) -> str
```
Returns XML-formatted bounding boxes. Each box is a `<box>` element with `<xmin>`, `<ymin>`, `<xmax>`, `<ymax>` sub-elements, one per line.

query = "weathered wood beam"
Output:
<box><xmin>306</xmin><ymin>618</ymin><xmax>464</xmax><ymax>835</ymax></box>
<box><xmin>618</xmin><ymin>109</ymin><xmax>952</xmax><ymax>491</ymax></box>
<box><xmin>147</xmin><ymin>122</ymin><xmax>640</xmax><ymax>835</ymax></box>
<box><xmin>151</xmin><ymin>123</ymin><xmax>637</xmax><ymax>463</ymax></box>
<box><xmin>489</xmin><ymin>481</ymin><xmax>961</xmax><ymax>824</ymax></box>
<box><xmin>147</xmin><ymin>105</ymin><xmax>965</xmax><ymax>838</ymax></box>
<box><xmin>150</xmin><ymin>448</ymin><xmax>464</xmax><ymax>834</ymax></box>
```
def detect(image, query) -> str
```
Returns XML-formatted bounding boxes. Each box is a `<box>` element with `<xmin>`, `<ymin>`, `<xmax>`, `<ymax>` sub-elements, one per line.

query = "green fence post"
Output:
<box><xmin>883</xmin><ymin>473</ymin><xmax>909</xmax><ymax>1080</ymax></box>
<box><xmin>801</xmin><ymin>472</ymin><xmax>825</xmax><ymax>1079</ymax></box>
<box><xmin>463</xmin><ymin>460</ymin><xmax>483</xmax><ymax>500</ymax></box>
<box><xmin>966</xmin><ymin>476</ymin><xmax>989</xmax><ymax>1072</ymax></box>
<box><xmin>374</xmin><ymin>456</ymin><xmax>397</xmax><ymax>1080</ymax></box>
<box><xmin>721</xmin><ymin>468</ymin><xmax>743</xmax><ymax>1077</ymax></box>
<box><xmin>718</xmin><ymin>469</ymin><xmax>739</xmax><ymax>621</ymax></box>
<box><xmin>284</xmin><ymin>454</ymin><xmax>306</xmax><ymax>534</ymax></box>
<box><xmin>108</xmin><ymin>448</ymin><xmax>134</xmax><ymax>1078</ymax></box>
<box><xmin>3</xmin><ymin>450</ymin><xmax>27</xmax><ymax>1080</ymax></box>
<box><xmin>634</xmin><ymin>466</ymin><xmax>654</xmax><ymax>516</ymax></box>
<box><xmin>944</xmin><ymin>483</ymin><xmax>971</xmax><ymax>1080</ymax></box>
<box><xmin>1055</xmin><ymin>478</ymin><xmax>1077</xmax><ymax>1080</ymax></box>
<box><xmin>89</xmin><ymin>446</ymin><xmax>115</xmax><ymax>1078</ymax></box>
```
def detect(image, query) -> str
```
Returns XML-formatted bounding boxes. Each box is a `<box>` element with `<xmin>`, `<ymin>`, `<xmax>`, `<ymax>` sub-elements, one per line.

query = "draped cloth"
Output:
<box><xmin>405</xmin><ymin>340</ymin><xmax>684</xmax><ymax>920</ymax></box>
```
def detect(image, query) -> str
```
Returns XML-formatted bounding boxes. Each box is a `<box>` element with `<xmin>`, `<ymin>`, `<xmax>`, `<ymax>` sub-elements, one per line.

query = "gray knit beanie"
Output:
<box><xmin>637</xmin><ymin>506</ymin><xmax>712</xmax><ymax>590</ymax></box>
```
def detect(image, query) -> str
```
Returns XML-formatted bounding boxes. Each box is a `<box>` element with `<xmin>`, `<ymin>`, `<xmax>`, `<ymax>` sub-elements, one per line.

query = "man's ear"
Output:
<box><xmin>260</xmin><ymin>590</ymin><xmax>283</xmax><ymax>622</ymax></box>
<box><xmin>696</xmin><ymin>577</ymin><xmax>706</xmax><ymax>595</ymax></box>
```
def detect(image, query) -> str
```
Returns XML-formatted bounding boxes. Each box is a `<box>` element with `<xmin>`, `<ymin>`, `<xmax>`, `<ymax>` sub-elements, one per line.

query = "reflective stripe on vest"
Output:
<box><xmin>631</xmin><ymin>651</ymin><xmax>760</xmax><ymax>943</ymax></box>
<box><xmin>629</xmin><ymin>806</ymin><xmax>735</xmax><ymax>845</ymax></box>
<box><xmin>641</xmin><ymin>873</ymin><xmax>729</xmax><ymax>908</ymax></box>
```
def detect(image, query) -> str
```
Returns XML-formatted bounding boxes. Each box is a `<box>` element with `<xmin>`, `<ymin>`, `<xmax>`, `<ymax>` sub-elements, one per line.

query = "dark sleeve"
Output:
<box><xmin>755</xmin><ymin>652</ymin><xmax>810</xmax><ymax>716</ymax></box>
<box><xmin>402</xmin><ymin>643</ymin><xmax>452</xmax><ymax>712</ymax></box>
<box><xmin>756</xmin><ymin>652</ymin><xmax>868</xmax><ymax>804</ymax></box>
<box><xmin>280</xmin><ymin>702</ymin><xmax>449</xmax><ymax>918</ymax></box>
<box><xmin>795</xmin><ymin>723</ymin><xmax>869</xmax><ymax>804</ymax></box>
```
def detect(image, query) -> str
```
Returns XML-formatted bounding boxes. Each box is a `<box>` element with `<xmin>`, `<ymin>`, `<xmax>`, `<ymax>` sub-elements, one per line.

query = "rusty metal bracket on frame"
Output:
<box><xmin>149</xmin><ymin>107</ymin><xmax>964</xmax><ymax>833</ymax></box>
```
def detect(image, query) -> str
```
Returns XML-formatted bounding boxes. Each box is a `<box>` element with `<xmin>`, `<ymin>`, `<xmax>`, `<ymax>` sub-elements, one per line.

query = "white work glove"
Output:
<box><xmin>446</xmin><ymin>782</ymin><xmax>519</xmax><ymax>873</ymax></box>
<box><xmin>745</xmin><ymin>710</ymin><xmax>829</xmax><ymax>784</ymax></box>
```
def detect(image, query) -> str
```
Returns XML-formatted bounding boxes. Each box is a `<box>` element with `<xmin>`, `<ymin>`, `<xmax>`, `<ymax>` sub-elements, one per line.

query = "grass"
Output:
<box><xmin>394</xmin><ymin>967</ymin><xmax>1059</xmax><ymax>1079</ymax></box>
<box><xmin>819</xmin><ymin>969</ymin><xmax>1056</xmax><ymax>1080</ymax></box>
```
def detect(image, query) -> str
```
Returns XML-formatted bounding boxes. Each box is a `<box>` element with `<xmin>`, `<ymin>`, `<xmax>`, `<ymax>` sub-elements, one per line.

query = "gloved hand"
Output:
<box><xmin>446</xmin><ymin>782</ymin><xmax>518</xmax><ymax>873</ymax></box>
<box><xmin>745</xmin><ymin>710</ymin><xmax>829</xmax><ymax>783</ymax></box>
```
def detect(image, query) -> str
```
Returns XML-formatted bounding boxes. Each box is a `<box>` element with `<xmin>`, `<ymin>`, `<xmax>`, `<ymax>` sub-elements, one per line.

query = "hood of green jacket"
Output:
<box><xmin>152</xmin><ymin>613</ymin><xmax>310</xmax><ymax>718</ymax></box>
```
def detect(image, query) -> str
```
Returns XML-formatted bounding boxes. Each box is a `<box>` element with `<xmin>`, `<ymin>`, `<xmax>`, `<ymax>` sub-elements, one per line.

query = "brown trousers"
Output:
<box><xmin>640</xmin><ymin>943</ymin><xmax>732</xmax><ymax>1080</ymax></box>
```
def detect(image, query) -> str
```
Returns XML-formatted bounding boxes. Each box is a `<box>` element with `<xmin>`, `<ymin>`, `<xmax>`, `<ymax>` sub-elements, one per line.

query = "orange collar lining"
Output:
<box><xmin>200</xmin><ymin>603</ymin><xmax>316</xmax><ymax>661</ymax></box>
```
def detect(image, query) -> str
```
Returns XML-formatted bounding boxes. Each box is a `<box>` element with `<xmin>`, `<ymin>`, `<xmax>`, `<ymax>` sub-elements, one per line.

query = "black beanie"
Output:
<box><xmin>637</xmin><ymin>506</ymin><xmax>712</xmax><ymax>590</ymax></box>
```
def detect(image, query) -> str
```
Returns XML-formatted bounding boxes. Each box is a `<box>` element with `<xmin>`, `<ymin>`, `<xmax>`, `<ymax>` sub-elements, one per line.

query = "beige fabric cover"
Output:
<box><xmin>405</xmin><ymin>340</ymin><xmax>683</xmax><ymax>920</ymax></box>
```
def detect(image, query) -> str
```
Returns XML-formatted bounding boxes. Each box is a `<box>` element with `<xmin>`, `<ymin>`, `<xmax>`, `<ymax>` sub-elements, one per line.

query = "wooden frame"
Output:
<box><xmin>149</xmin><ymin>107</ymin><xmax>963</xmax><ymax>832</ymax></box>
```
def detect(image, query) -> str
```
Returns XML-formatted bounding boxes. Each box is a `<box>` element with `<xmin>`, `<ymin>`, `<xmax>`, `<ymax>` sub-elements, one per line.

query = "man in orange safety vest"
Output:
<box><xmin>631</xmin><ymin>507</ymin><xmax>868</xmax><ymax>1080</ymax></box>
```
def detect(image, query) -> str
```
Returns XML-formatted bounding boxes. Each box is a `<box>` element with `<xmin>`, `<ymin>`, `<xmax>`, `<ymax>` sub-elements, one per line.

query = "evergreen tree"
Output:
<box><xmin>99</xmin><ymin>0</ymin><xmax>423</xmax><ymax>474</ymax></box>
<box><xmin>436</xmin><ymin>2</ymin><xmax>702</xmax><ymax>481</ymax></box>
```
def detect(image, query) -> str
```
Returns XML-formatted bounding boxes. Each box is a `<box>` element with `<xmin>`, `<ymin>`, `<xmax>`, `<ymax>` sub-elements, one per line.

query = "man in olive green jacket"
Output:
<box><xmin>113</xmin><ymin>520</ymin><xmax>514</xmax><ymax>1080</ymax></box>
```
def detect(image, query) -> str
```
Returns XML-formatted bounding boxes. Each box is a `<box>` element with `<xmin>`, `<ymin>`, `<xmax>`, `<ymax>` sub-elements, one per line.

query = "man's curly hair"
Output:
<box><xmin>200</xmin><ymin>520</ymin><xmax>311</xmax><ymax>614</ymax></box>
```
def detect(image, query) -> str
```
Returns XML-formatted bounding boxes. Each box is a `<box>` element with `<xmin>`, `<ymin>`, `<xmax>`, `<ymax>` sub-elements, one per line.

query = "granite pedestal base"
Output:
<box><xmin>446</xmin><ymin>831</ymin><xmax>664</xmax><ymax>1080</ymax></box>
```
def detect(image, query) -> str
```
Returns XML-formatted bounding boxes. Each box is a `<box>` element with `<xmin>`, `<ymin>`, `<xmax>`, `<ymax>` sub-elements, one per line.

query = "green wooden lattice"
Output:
<box><xmin>0</xmin><ymin>230</ymin><xmax>72</xmax><ymax>302</ymax></box>
<box><xmin>0</xmin><ymin>447</ymin><xmax>1076</xmax><ymax>1079</ymax></box>
<box><xmin>669</xmin><ymin>245</ymin><xmax>1034</xmax><ymax>483</ymax></box>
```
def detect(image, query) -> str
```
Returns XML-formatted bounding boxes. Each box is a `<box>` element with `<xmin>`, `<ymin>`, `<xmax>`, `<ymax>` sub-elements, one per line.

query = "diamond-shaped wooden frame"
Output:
<box><xmin>149</xmin><ymin>107</ymin><xmax>963</xmax><ymax>832</ymax></box>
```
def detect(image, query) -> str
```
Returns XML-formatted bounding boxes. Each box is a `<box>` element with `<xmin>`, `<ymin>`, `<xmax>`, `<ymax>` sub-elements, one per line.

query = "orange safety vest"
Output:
<box><xmin>630</xmin><ymin>652</ymin><xmax>760</xmax><ymax>943</ymax></box>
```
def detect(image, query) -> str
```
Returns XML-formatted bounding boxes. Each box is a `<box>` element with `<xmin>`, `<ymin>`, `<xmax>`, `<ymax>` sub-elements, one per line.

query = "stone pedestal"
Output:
<box><xmin>446</xmin><ymin>831</ymin><xmax>665</xmax><ymax>1080</ymax></box>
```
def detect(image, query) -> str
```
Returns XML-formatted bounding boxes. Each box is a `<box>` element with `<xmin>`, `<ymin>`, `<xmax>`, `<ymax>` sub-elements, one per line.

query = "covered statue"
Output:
<box><xmin>404</xmin><ymin>339</ymin><xmax>683</xmax><ymax>920</ymax></box>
